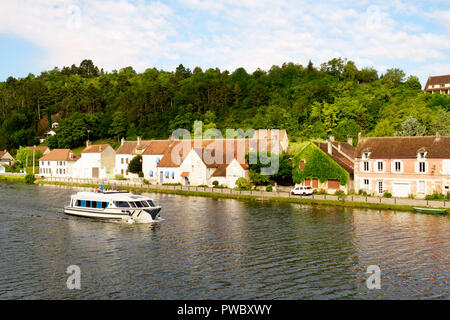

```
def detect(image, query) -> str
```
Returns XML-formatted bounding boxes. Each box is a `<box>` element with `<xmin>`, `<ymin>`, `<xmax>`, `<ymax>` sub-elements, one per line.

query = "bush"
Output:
<box><xmin>197</xmin><ymin>184</ymin><xmax>208</xmax><ymax>188</ymax></box>
<box><xmin>313</xmin><ymin>189</ymin><xmax>327</xmax><ymax>195</ymax></box>
<box><xmin>266</xmin><ymin>185</ymin><xmax>273</xmax><ymax>192</ymax></box>
<box><xmin>425</xmin><ymin>192</ymin><xmax>445</xmax><ymax>200</ymax></box>
<box><xmin>383</xmin><ymin>192</ymin><xmax>392</xmax><ymax>198</ymax></box>
<box><xmin>408</xmin><ymin>194</ymin><xmax>415</xmax><ymax>199</ymax></box>
<box><xmin>235</xmin><ymin>177</ymin><xmax>252</xmax><ymax>190</ymax></box>
<box><xmin>162</xmin><ymin>183</ymin><xmax>181</xmax><ymax>186</ymax></box>
<box><xmin>138</xmin><ymin>171</ymin><xmax>144</xmax><ymax>178</ymax></box>
<box><xmin>212</xmin><ymin>180</ymin><xmax>219</xmax><ymax>187</ymax></box>
<box><xmin>142</xmin><ymin>179</ymin><xmax>150</xmax><ymax>185</ymax></box>
<box><xmin>115</xmin><ymin>174</ymin><xmax>126</xmax><ymax>180</ymax></box>
<box><xmin>25</xmin><ymin>173</ymin><xmax>35</xmax><ymax>184</ymax></box>
<box><xmin>358</xmin><ymin>189</ymin><xmax>368</xmax><ymax>196</ymax></box>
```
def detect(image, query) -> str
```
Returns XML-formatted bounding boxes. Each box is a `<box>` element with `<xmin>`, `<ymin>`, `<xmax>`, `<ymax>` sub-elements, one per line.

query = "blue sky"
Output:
<box><xmin>0</xmin><ymin>0</ymin><xmax>449</xmax><ymax>85</ymax></box>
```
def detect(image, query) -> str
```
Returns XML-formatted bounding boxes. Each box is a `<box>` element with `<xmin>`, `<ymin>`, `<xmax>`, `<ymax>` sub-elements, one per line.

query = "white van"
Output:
<box><xmin>290</xmin><ymin>186</ymin><xmax>313</xmax><ymax>196</ymax></box>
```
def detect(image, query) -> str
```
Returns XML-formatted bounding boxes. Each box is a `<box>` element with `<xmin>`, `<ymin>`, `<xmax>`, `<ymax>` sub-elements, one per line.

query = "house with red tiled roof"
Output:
<box><xmin>354</xmin><ymin>133</ymin><xmax>450</xmax><ymax>198</ymax></box>
<box><xmin>115</xmin><ymin>136</ymin><xmax>154</xmax><ymax>178</ymax></box>
<box><xmin>156</xmin><ymin>138</ymin><xmax>271</xmax><ymax>187</ymax></box>
<box><xmin>424</xmin><ymin>75</ymin><xmax>450</xmax><ymax>94</ymax></box>
<box><xmin>38</xmin><ymin>149</ymin><xmax>80</xmax><ymax>177</ymax></box>
<box><xmin>141</xmin><ymin>139</ymin><xmax>174</xmax><ymax>183</ymax></box>
<box><xmin>72</xmin><ymin>141</ymin><xmax>116</xmax><ymax>179</ymax></box>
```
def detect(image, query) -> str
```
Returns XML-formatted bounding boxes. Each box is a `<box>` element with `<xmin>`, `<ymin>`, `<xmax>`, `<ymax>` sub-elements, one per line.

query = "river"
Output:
<box><xmin>0</xmin><ymin>182</ymin><xmax>448</xmax><ymax>299</ymax></box>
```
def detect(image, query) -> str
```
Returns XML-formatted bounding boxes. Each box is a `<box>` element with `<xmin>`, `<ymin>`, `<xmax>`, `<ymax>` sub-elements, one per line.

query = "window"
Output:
<box><xmin>146</xmin><ymin>200</ymin><xmax>155</xmax><ymax>207</ymax></box>
<box><xmin>115</xmin><ymin>201</ymin><xmax>130</xmax><ymax>208</ymax></box>
<box><xmin>121</xmin><ymin>169</ymin><xmax>124</xmax><ymax>175</ymax></box>
<box><xmin>86</xmin><ymin>201</ymin><xmax>92</xmax><ymax>208</ymax></box>
<box><xmin>362</xmin><ymin>161</ymin><xmax>370</xmax><ymax>172</ymax></box>
<box><xmin>377</xmin><ymin>161</ymin><xmax>384</xmax><ymax>172</ymax></box>
<box><xmin>126</xmin><ymin>158</ymin><xmax>129</xmax><ymax>164</ymax></box>
<box><xmin>171</xmin><ymin>171</ymin><xmax>175</xmax><ymax>179</ymax></box>
<box><xmin>363</xmin><ymin>179</ymin><xmax>369</xmax><ymax>190</ymax></box>
<box><xmin>394</xmin><ymin>161</ymin><xmax>402</xmax><ymax>173</ymax></box>
<box><xmin>378</xmin><ymin>181</ymin><xmax>383</xmax><ymax>194</ymax></box>
<box><xmin>101</xmin><ymin>202</ymin><xmax>108</xmax><ymax>209</ymax></box>
<box><xmin>419</xmin><ymin>162</ymin><xmax>426</xmax><ymax>173</ymax></box>
<box><xmin>149</xmin><ymin>170</ymin><xmax>153</xmax><ymax>177</ymax></box>
<box><xmin>362</xmin><ymin>152</ymin><xmax>370</xmax><ymax>160</ymax></box>
<box><xmin>121</xmin><ymin>158</ymin><xmax>124</xmax><ymax>164</ymax></box>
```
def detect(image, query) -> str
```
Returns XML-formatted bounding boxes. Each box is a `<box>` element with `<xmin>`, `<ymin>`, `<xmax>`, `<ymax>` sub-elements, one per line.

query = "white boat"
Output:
<box><xmin>64</xmin><ymin>190</ymin><xmax>162</xmax><ymax>223</ymax></box>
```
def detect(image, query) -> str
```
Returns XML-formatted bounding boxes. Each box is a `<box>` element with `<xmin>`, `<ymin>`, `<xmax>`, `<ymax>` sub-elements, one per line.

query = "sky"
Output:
<box><xmin>0</xmin><ymin>0</ymin><xmax>449</xmax><ymax>85</ymax></box>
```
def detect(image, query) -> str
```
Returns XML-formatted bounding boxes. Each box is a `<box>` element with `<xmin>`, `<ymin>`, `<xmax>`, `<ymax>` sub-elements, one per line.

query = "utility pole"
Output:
<box><xmin>33</xmin><ymin>146</ymin><xmax>36</xmax><ymax>174</ymax></box>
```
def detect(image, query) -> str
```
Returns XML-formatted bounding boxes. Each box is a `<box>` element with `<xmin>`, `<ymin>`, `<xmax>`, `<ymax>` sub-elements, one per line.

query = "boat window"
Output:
<box><xmin>114</xmin><ymin>201</ymin><xmax>130</xmax><ymax>208</ymax></box>
<box><xmin>134</xmin><ymin>201</ymin><xmax>144</xmax><ymax>208</ymax></box>
<box><xmin>146</xmin><ymin>200</ymin><xmax>155</xmax><ymax>207</ymax></box>
<box><xmin>96</xmin><ymin>202</ymin><xmax>102</xmax><ymax>209</ymax></box>
<box><xmin>129</xmin><ymin>202</ymin><xmax>137</xmax><ymax>208</ymax></box>
<box><xmin>86</xmin><ymin>200</ymin><xmax>91</xmax><ymax>208</ymax></box>
<box><xmin>102</xmin><ymin>202</ymin><xmax>108</xmax><ymax>209</ymax></box>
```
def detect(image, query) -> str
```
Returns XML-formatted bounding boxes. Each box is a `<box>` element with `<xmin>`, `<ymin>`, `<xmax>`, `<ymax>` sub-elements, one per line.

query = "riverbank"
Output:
<box><xmin>0</xmin><ymin>174</ymin><xmax>448</xmax><ymax>213</ymax></box>
<box><xmin>35</xmin><ymin>178</ymin><xmax>449</xmax><ymax>214</ymax></box>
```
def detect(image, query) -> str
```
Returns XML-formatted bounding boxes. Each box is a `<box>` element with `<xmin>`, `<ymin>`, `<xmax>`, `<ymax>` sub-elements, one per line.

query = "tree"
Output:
<box><xmin>15</xmin><ymin>146</ymin><xmax>43</xmax><ymax>168</ymax></box>
<box><xmin>383</xmin><ymin>68</ymin><xmax>406</xmax><ymax>86</ymax></box>
<box><xmin>128</xmin><ymin>154</ymin><xmax>142</xmax><ymax>174</ymax></box>
<box><xmin>109</xmin><ymin>111</ymin><xmax>128</xmax><ymax>140</ymax></box>
<box><xmin>332</xmin><ymin>119</ymin><xmax>361</xmax><ymax>142</ymax></box>
<box><xmin>396</xmin><ymin>117</ymin><xmax>426</xmax><ymax>136</ymax></box>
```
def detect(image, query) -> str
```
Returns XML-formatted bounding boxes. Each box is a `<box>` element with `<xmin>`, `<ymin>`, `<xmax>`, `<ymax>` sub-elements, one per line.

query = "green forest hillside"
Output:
<box><xmin>1</xmin><ymin>58</ymin><xmax>449</xmax><ymax>153</ymax></box>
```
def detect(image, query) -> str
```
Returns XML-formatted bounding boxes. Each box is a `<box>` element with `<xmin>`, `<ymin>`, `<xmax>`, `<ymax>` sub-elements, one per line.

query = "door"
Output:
<box><xmin>392</xmin><ymin>183</ymin><xmax>410</xmax><ymax>198</ymax></box>
<box><xmin>160</xmin><ymin>171</ymin><xmax>164</xmax><ymax>183</ymax></box>
<box><xmin>92</xmin><ymin>167</ymin><xmax>99</xmax><ymax>178</ymax></box>
<box><xmin>185</xmin><ymin>177</ymin><xmax>189</xmax><ymax>186</ymax></box>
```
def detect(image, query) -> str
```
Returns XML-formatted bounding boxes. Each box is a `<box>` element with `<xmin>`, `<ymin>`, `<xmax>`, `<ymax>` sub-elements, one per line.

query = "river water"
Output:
<box><xmin>0</xmin><ymin>182</ymin><xmax>449</xmax><ymax>299</ymax></box>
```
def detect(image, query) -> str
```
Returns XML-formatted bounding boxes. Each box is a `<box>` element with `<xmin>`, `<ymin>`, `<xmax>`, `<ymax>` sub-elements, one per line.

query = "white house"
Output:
<box><xmin>0</xmin><ymin>150</ymin><xmax>15</xmax><ymax>166</ymax></box>
<box><xmin>0</xmin><ymin>164</ymin><xmax>6</xmax><ymax>173</ymax></box>
<box><xmin>72</xmin><ymin>142</ymin><xmax>116</xmax><ymax>179</ymax></box>
<box><xmin>115</xmin><ymin>137</ymin><xmax>153</xmax><ymax>178</ymax></box>
<box><xmin>39</xmin><ymin>149</ymin><xmax>80</xmax><ymax>177</ymax></box>
<box><xmin>156</xmin><ymin>139</ymin><xmax>255</xmax><ymax>187</ymax></box>
<box><xmin>142</xmin><ymin>139</ymin><xmax>173</xmax><ymax>183</ymax></box>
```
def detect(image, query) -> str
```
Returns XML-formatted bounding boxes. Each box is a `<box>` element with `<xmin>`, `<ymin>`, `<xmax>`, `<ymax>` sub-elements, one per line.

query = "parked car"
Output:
<box><xmin>291</xmin><ymin>186</ymin><xmax>313</xmax><ymax>196</ymax></box>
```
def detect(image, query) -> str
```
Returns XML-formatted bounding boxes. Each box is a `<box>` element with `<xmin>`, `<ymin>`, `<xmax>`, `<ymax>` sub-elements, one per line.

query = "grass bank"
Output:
<box><xmin>0</xmin><ymin>175</ymin><xmax>26</xmax><ymax>183</ymax></box>
<box><xmin>34</xmin><ymin>179</ymin><xmax>449</xmax><ymax>214</ymax></box>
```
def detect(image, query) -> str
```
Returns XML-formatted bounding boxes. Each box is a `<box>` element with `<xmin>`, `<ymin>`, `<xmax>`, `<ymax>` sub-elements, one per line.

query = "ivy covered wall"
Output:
<box><xmin>292</xmin><ymin>142</ymin><xmax>349</xmax><ymax>186</ymax></box>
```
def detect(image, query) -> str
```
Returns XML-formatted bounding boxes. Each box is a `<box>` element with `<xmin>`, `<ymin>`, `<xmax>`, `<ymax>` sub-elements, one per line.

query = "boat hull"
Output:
<box><xmin>64</xmin><ymin>206</ymin><xmax>162</xmax><ymax>222</ymax></box>
<box><xmin>413</xmin><ymin>207</ymin><xmax>446</xmax><ymax>214</ymax></box>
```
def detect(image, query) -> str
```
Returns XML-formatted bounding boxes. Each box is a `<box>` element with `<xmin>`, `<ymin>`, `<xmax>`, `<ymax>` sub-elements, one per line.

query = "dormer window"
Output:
<box><xmin>362</xmin><ymin>152</ymin><xmax>371</xmax><ymax>160</ymax></box>
<box><xmin>417</xmin><ymin>151</ymin><xmax>427</xmax><ymax>161</ymax></box>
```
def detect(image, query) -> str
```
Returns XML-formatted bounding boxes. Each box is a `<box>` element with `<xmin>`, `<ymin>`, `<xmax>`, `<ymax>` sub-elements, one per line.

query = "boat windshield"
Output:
<box><xmin>146</xmin><ymin>200</ymin><xmax>155</xmax><ymax>207</ymax></box>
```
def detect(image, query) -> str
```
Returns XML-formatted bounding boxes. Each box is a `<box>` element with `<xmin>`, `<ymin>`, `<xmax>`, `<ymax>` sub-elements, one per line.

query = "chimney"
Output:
<box><xmin>329</xmin><ymin>136</ymin><xmax>335</xmax><ymax>142</ymax></box>
<box><xmin>86</xmin><ymin>140</ymin><xmax>91</xmax><ymax>148</ymax></box>
<box><xmin>137</xmin><ymin>136</ymin><xmax>141</xmax><ymax>146</ymax></box>
<box><xmin>358</xmin><ymin>132</ymin><xmax>362</xmax><ymax>142</ymax></box>
<box><xmin>347</xmin><ymin>137</ymin><xmax>353</xmax><ymax>146</ymax></box>
<box><xmin>435</xmin><ymin>131</ymin><xmax>441</xmax><ymax>142</ymax></box>
<box><xmin>121</xmin><ymin>137</ymin><xmax>125</xmax><ymax>146</ymax></box>
<box><xmin>69</xmin><ymin>152</ymin><xmax>74</xmax><ymax>160</ymax></box>
<box><xmin>327</xmin><ymin>140</ymin><xmax>332</xmax><ymax>155</ymax></box>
